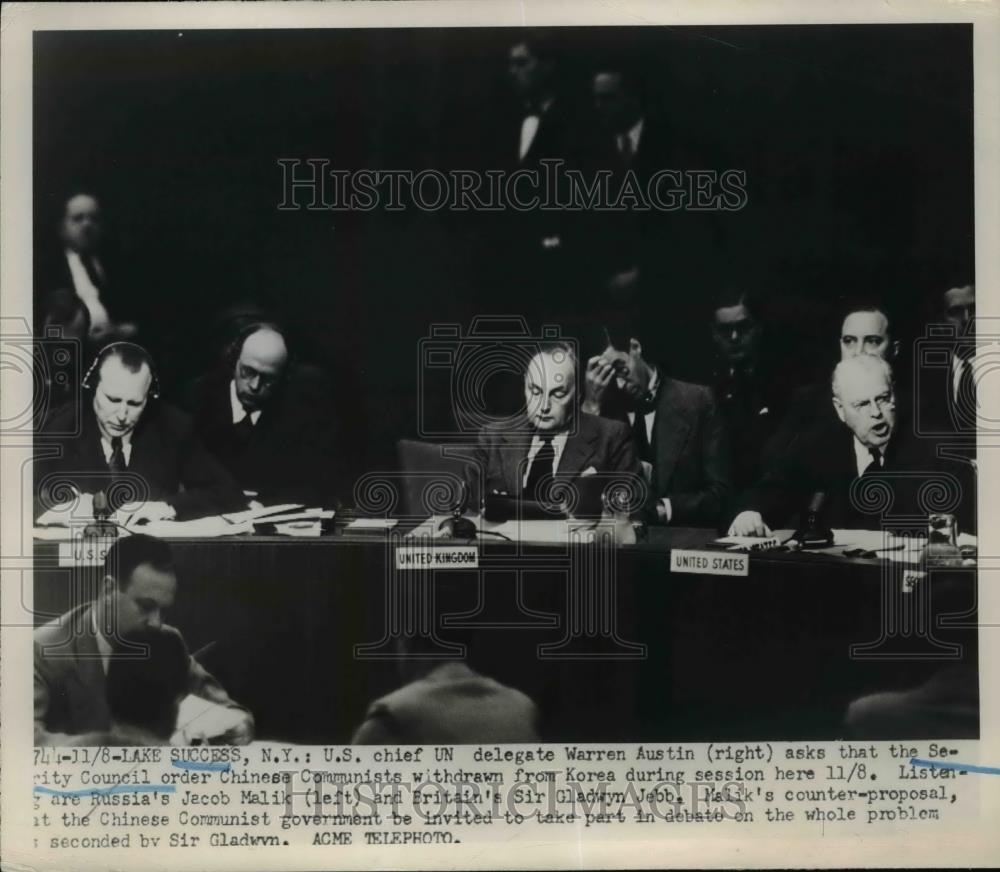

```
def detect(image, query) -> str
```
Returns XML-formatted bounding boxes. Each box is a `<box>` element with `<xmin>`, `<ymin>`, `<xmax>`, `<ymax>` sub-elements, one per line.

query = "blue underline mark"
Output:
<box><xmin>34</xmin><ymin>784</ymin><xmax>175</xmax><ymax>798</ymax></box>
<box><xmin>171</xmin><ymin>759</ymin><xmax>231</xmax><ymax>772</ymax></box>
<box><xmin>910</xmin><ymin>757</ymin><xmax>1000</xmax><ymax>775</ymax></box>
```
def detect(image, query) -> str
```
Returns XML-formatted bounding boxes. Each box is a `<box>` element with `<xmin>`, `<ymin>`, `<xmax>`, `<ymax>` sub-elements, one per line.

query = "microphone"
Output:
<box><xmin>84</xmin><ymin>490</ymin><xmax>119</xmax><ymax>537</ymax></box>
<box><xmin>790</xmin><ymin>490</ymin><xmax>833</xmax><ymax>548</ymax></box>
<box><xmin>437</xmin><ymin>479</ymin><xmax>477</xmax><ymax>539</ymax></box>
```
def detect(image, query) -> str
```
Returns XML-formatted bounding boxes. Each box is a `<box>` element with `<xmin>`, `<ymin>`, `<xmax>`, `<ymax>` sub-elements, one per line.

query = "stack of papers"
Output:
<box><xmin>171</xmin><ymin>694</ymin><xmax>247</xmax><ymax>745</ymax></box>
<box><xmin>346</xmin><ymin>518</ymin><xmax>399</xmax><ymax>531</ymax></box>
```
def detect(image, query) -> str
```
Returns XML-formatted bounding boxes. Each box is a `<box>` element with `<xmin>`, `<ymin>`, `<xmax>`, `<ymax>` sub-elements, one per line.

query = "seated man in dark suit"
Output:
<box><xmin>728</xmin><ymin>355</ymin><xmax>959</xmax><ymax>536</ymax></box>
<box><xmin>351</xmin><ymin>632</ymin><xmax>539</xmax><ymax>745</ymax></box>
<box><xmin>105</xmin><ymin>627</ymin><xmax>191</xmax><ymax>745</ymax></box>
<box><xmin>709</xmin><ymin>287</ymin><xmax>794</xmax><ymax>492</ymax></box>
<box><xmin>184</xmin><ymin>322</ymin><xmax>343</xmax><ymax>506</ymax></box>
<box><xmin>582</xmin><ymin>324</ymin><xmax>732</xmax><ymax>526</ymax></box>
<box><xmin>473</xmin><ymin>341</ymin><xmax>639</xmax><ymax>506</ymax></box>
<box><xmin>34</xmin><ymin>535</ymin><xmax>253</xmax><ymax>746</ymax></box>
<box><xmin>766</xmin><ymin>296</ymin><xmax>902</xmax><ymax>462</ymax></box>
<box><xmin>35</xmin><ymin>342</ymin><xmax>243</xmax><ymax>522</ymax></box>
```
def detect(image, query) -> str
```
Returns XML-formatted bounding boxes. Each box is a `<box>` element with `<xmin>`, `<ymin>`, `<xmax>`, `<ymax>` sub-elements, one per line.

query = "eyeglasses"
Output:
<box><xmin>848</xmin><ymin>393</ymin><xmax>895</xmax><ymax>413</ymax></box>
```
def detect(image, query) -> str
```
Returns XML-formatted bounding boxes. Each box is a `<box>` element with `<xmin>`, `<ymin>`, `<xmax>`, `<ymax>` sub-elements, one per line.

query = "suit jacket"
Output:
<box><xmin>183</xmin><ymin>365</ymin><xmax>344</xmax><ymax>506</ymax></box>
<box><xmin>737</xmin><ymin>420</ymin><xmax>972</xmax><ymax>531</ymax></box>
<box><xmin>36</xmin><ymin>401</ymin><xmax>244</xmax><ymax>521</ymax></box>
<box><xmin>714</xmin><ymin>361</ymin><xmax>791</xmax><ymax>493</ymax></box>
<box><xmin>34</xmin><ymin>246</ymin><xmax>140</xmax><ymax>335</ymax></box>
<box><xmin>602</xmin><ymin>377</ymin><xmax>732</xmax><ymax>527</ymax></box>
<box><xmin>34</xmin><ymin>604</ymin><xmax>252</xmax><ymax>746</ymax></box>
<box><xmin>473</xmin><ymin>412</ymin><xmax>639</xmax><ymax>499</ymax></box>
<box><xmin>351</xmin><ymin>662</ymin><xmax>539</xmax><ymax>744</ymax></box>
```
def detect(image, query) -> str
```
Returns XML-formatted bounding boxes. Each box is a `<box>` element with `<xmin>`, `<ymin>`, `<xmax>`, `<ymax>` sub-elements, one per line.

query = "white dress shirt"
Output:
<box><xmin>518</xmin><ymin>97</ymin><xmax>554</xmax><ymax>161</ymax></box>
<box><xmin>92</xmin><ymin>609</ymin><xmax>112</xmax><ymax>674</ymax></box>
<box><xmin>65</xmin><ymin>250</ymin><xmax>111</xmax><ymax>336</ymax></box>
<box><xmin>230</xmin><ymin>380</ymin><xmax>261</xmax><ymax>426</ymax></box>
<box><xmin>624</xmin><ymin>368</ymin><xmax>672</xmax><ymax>522</ymax></box>
<box><xmin>99</xmin><ymin>432</ymin><xmax>133</xmax><ymax>467</ymax></box>
<box><xmin>617</xmin><ymin>117</ymin><xmax>644</xmax><ymax>160</ymax></box>
<box><xmin>853</xmin><ymin>437</ymin><xmax>884</xmax><ymax>478</ymax></box>
<box><xmin>951</xmin><ymin>351</ymin><xmax>975</xmax><ymax>403</ymax></box>
<box><xmin>522</xmin><ymin>431</ymin><xmax>569</xmax><ymax>488</ymax></box>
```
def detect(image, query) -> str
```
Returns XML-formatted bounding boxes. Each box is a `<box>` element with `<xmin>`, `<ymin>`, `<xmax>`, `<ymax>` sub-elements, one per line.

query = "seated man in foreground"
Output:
<box><xmin>473</xmin><ymin>341</ymin><xmax>640</xmax><ymax>510</ymax></box>
<box><xmin>34</xmin><ymin>534</ymin><xmax>253</xmax><ymax>746</ymax></box>
<box><xmin>728</xmin><ymin>355</ymin><xmax>965</xmax><ymax>536</ymax></box>
<box><xmin>36</xmin><ymin>342</ymin><xmax>244</xmax><ymax>523</ymax></box>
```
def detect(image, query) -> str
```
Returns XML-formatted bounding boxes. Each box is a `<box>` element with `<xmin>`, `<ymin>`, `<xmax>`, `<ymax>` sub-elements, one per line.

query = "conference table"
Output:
<box><xmin>32</xmin><ymin>521</ymin><xmax>978</xmax><ymax>744</ymax></box>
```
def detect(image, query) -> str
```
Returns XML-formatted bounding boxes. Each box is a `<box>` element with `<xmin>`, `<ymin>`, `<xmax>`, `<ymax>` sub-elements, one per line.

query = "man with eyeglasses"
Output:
<box><xmin>728</xmin><ymin>355</ymin><xmax>938</xmax><ymax>536</ymax></box>
<box><xmin>185</xmin><ymin>321</ymin><xmax>345</xmax><ymax>506</ymax></box>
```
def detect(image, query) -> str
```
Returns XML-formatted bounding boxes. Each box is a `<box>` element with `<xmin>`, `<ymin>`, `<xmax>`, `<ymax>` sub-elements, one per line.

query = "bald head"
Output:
<box><xmin>233</xmin><ymin>327</ymin><xmax>289</xmax><ymax>411</ymax></box>
<box><xmin>831</xmin><ymin>355</ymin><xmax>896</xmax><ymax>450</ymax></box>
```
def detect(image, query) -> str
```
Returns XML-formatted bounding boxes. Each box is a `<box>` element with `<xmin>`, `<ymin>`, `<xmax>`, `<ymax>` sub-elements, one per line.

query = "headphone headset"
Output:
<box><xmin>81</xmin><ymin>341</ymin><xmax>161</xmax><ymax>400</ymax></box>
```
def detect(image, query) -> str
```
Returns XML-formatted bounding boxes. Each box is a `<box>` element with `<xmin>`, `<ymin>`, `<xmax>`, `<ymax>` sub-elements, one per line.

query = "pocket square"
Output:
<box><xmin>580</xmin><ymin>466</ymin><xmax>598</xmax><ymax>477</ymax></box>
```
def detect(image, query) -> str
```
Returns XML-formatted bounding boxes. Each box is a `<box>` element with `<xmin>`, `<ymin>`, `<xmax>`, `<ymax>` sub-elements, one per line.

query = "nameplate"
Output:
<box><xmin>395</xmin><ymin>546</ymin><xmax>479</xmax><ymax>570</ymax></box>
<box><xmin>57</xmin><ymin>538</ymin><xmax>114</xmax><ymax>567</ymax></box>
<box><xmin>670</xmin><ymin>549</ymin><xmax>748</xmax><ymax>577</ymax></box>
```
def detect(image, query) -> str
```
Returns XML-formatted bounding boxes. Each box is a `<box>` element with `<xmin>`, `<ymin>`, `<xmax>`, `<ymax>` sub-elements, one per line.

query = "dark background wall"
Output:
<box><xmin>34</xmin><ymin>25</ymin><xmax>973</xmax><ymax>468</ymax></box>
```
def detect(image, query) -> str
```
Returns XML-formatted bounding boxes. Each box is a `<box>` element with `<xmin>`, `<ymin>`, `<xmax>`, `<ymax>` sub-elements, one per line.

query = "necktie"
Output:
<box><xmin>524</xmin><ymin>435</ymin><xmax>555</xmax><ymax>501</ymax></box>
<box><xmin>632</xmin><ymin>409</ymin><xmax>653</xmax><ymax>464</ymax></box>
<box><xmin>862</xmin><ymin>447</ymin><xmax>882</xmax><ymax>477</ymax></box>
<box><xmin>108</xmin><ymin>436</ymin><xmax>126</xmax><ymax>474</ymax></box>
<box><xmin>233</xmin><ymin>411</ymin><xmax>255</xmax><ymax>447</ymax></box>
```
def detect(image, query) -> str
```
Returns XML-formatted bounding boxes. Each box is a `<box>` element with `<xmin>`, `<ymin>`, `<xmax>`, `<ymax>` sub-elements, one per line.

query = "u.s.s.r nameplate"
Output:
<box><xmin>670</xmin><ymin>549</ymin><xmax>748</xmax><ymax>577</ymax></box>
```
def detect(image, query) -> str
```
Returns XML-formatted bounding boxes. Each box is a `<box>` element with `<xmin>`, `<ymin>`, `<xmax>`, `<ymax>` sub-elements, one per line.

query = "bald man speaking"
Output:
<box><xmin>727</xmin><ymin>355</ymin><xmax>955</xmax><ymax>536</ymax></box>
<box><xmin>185</xmin><ymin>322</ymin><xmax>344</xmax><ymax>506</ymax></box>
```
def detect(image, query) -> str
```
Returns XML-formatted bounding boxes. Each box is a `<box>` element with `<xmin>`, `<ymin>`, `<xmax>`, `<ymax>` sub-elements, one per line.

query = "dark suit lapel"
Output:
<box><xmin>70</xmin><ymin>607</ymin><xmax>111</xmax><ymax>731</ymax></box>
<box><xmin>831</xmin><ymin>429</ymin><xmax>863</xmax><ymax>527</ymax></box>
<box><xmin>652</xmin><ymin>381</ymin><xmax>692</xmax><ymax>492</ymax></box>
<box><xmin>499</xmin><ymin>428</ymin><xmax>531</xmax><ymax>496</ymax></box>
<box><xmin>556</xmin><ymin>415</ymin><xmax>599</xmax><ymax>478</ymax></box>
<box><xmin>79</xmin><ymin>413</ymin><xmax>108</xmax><ymax>472</ymax></box>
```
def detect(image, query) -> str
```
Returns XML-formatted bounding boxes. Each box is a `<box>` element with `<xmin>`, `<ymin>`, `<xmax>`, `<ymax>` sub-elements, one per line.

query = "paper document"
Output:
<box><xmin>172</xmin><ymin>694</ymin><xmax>247</xmax><ymax>744</ymax></box>
<box><xmin>346</xmin><ymin>518</ymin><xmax>399</xmax><ymax>529</ymax></box>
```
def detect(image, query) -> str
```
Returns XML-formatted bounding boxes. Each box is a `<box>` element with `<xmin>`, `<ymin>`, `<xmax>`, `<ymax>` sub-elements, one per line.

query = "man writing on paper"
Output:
<box><xmin>184</xmin><ymin>321</ymin><xmax>344</xmax><ymax>506</ymax></box>
<box><xmin>474</xmin><ymin>341</ymin><xmax>639</xmax><ymax>505</ymax></box>
<box><xmin>727</xmin><ymin>355</ymin><xmax>944</xmax><ymax>536</ymax></box>
<box><xmin>34</xmin><ymin>534</ymin><xmax>253</xmax><ymax>746</ymax></box>
<box><xmin>35</xmin><ymin>342</ymin><xmax>244</xmax><ymax>523</ymax></box>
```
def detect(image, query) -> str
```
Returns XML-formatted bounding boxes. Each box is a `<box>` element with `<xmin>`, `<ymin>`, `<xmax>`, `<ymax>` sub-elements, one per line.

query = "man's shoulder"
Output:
<box><xmin>34</xmin><ymin>605</ymin><xmax>91</xmax><ymax>649</ymax></box>
<box><xmin>579</xmin><ymin>411</ymin><xmax>629</xmax><ymax>441</ymax></box>
<box><xmin>478</xmin><ymin>419</ymin><xmax>532</xmax><ymax>442</ymax></box>
<box><xmin>657</xmin><ymin>376</ymin><xmax>715</xmax><ymax>409</ymax></box>
<box><xmin>184</xmin><ymin>368</ymin><xmax>230</xmax><ymax>410</ymax></box>
<box><xmin>142</xmin><ymin>402</ymin><xmax>196</xmax><ymax>438</ymax></box>
<box><xmin>40</xmin><ymin>401</ymin><xmax>81</xmax><ymax>435</ymax></box>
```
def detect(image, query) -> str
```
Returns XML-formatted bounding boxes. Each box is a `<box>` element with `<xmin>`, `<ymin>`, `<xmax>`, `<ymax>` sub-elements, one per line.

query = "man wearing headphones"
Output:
<box><xmin>183</xmin><ymin>322</ymin><xmax>345</xmax><ymax>506</ymax></box>
<box><xmin>36</xmin><ymin>342</ymin><xmax>244</xmax><ymax>522</ymax></box>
